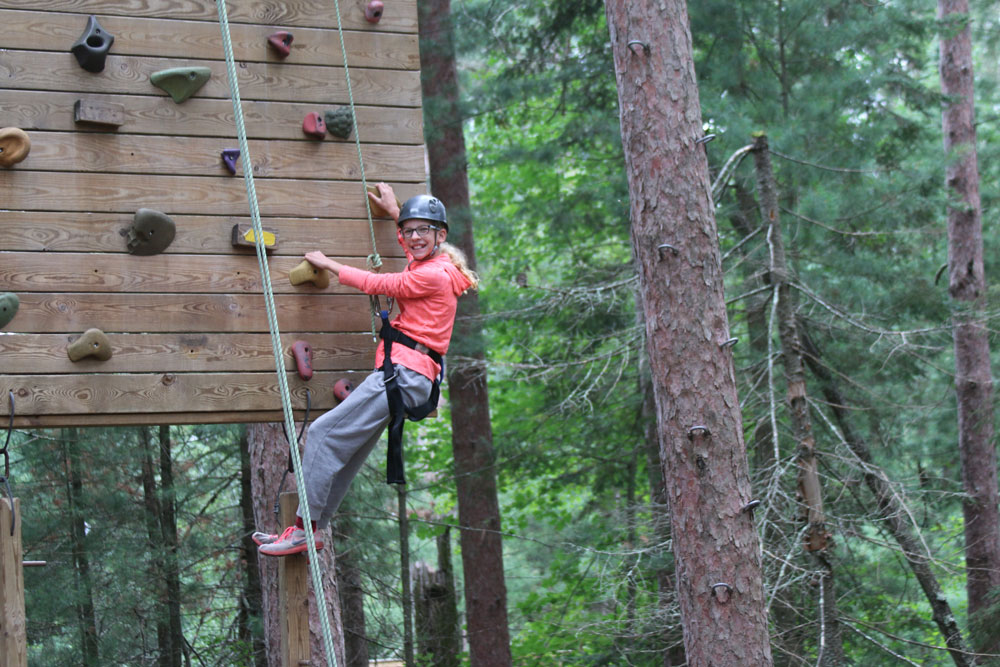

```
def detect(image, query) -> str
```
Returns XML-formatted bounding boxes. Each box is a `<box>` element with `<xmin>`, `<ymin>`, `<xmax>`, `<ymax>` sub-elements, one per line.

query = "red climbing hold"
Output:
<box><xmin>333</xmin><ymin>378</ymin><xmax>354</xmax><ymax>402</ymax></box>
<box><xmin>291</xmin><ymin>340</ymin><xmax>314</xmax><ymax>381</ymax></box>
<box><xmin>302</xmin><ymin>112</ymin><xmax>326</xmax><ymax>139</ymax></box>
<box><xmin>268</xmin><ymin>31</ymin><xmax>293</xmax><ymax>58</ymax></box>
<box><xmin>365</xmin><ymin>0</ymin><xmax>384</xmax><ymax>23</ymax></box>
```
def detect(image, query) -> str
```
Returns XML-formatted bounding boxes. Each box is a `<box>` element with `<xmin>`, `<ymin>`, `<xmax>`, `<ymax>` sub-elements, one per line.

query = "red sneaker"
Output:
<box><xmin>257</xmin><ymin>525</ymin><xmax>324</xmax><ymax>557</ymax></box>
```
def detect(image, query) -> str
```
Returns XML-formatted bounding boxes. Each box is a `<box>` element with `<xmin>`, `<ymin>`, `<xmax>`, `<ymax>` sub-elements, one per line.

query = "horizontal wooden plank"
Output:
<box><xmin>0</xmin><ymin>171</ymin><xmax>426</xmax><ymax>217</ymax></box>
<box><xmin>0</xmin><ymin>10</ymin><xmax>420</xmax><ymax>69</ymax></box>
<box><xmin>5</xmin><ymin>293</ymin><xmax>381</xmax><ymax>333</ymax></box>
<box><xmin>0</xmin><ymin>1</ymin><xmax>418</xmax><ymax>33</ymax></box>
<box><xmin>0</xmin><ymin>332</ymin><xmax>377</xmax><ymax>373</ymax></box>
<box><xmin>0</xmin><ymin>252</ymin><xmax>407</xmax><ymax>293</ymax></box>
<box><xmin>8</xmin><ymin>410</ymin><xmax>350</xmax><ymax>428</ymax></box>
<box><xmin>0</xmin><ymin>212</ymin><xmax>407</xmax><ymax>256</ymax></box>
<box><xmin>0</xmin><ymin>371</ymin><xmax>366</xmax><ymax>416</ymax></box>
<box><xmin>0</xmin><ymin>50</ymin><xmax>422</xmax><ymax>107</ymax></box>
<box><xmin>4</xmin><ymin>90</ymin><xmax>425</xmax><ymax>143</ymax></box>
<box><xmin>18</xmin><ymin>132</ymin><xmax>424</xmax><ymax>180</ymax></box>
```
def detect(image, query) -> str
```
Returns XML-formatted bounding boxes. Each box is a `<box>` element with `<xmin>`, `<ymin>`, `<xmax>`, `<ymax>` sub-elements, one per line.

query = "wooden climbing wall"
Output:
<box><xmin>0</xmin><ymin>0</ymin><xmax>427</xmax><ymax>427</ymax></box>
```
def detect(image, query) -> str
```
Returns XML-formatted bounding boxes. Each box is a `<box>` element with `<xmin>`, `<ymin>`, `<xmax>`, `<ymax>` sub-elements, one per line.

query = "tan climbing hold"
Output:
<box><xmin>68</xmin><ymin>328</ymin><xmax>113</xmax><ymax>362</ymax></box>
<box><xmin>366</xmin><ymin>185</ymin><xmax>402</xmax><ymax>218</ymax></box>
<box><xmin>289</xmin><ymin>260</ymin><xmax>330</xmax><ymax>288</ymax></box>
<box><xmin>0</xmin><ymin>128</ymin><xmax>31</xmax><ymax>167</ymax></box>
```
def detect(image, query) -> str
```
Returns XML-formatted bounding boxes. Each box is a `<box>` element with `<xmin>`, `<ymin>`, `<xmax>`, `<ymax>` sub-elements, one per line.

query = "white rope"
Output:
<box><xmin>214</xmin><ymin>2</ymin><xmax>339</xmax><ymax>664</ymax></box>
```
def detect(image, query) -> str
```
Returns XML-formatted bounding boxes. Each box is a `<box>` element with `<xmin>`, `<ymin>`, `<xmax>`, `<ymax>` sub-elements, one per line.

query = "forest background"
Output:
<box><xmin>8</xmin><ymin>0</ymin><xmax>1000</xmax><ymax>664</ymax></box>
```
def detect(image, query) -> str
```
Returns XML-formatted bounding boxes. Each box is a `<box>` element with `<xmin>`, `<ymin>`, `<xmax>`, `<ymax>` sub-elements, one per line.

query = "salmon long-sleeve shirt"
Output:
<box><xmin>338</xmin><ymin>254</ymin><xmax>472</xmax><ymax>381</ymax></box>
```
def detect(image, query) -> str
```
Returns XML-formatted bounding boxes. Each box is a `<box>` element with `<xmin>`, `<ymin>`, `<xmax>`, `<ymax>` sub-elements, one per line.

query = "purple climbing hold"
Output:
<box><xmin>221</xmin><ymin>148</ymin><xmax>241</xmax><ymax>174</ymax></box>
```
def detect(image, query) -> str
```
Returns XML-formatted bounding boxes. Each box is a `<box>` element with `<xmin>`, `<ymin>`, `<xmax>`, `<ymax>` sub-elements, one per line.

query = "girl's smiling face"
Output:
<box><xmin>400</xmin><ymin>220</ymin><xmax>446</xmax><ymax>260</ymax></box>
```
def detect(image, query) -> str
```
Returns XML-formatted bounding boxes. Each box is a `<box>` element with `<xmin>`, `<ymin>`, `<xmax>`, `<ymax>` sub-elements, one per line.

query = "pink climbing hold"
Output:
<box><xmin>268</xmin><ymin>31</ymin><xmax>293</xmax><ymax>58</ymax></box>
<box><xmin>333</xmin><ymin>378</ymin><xmax>354</xmax><ymax>402</ymax></box>
<box><xmin>302</xmin><ymin>112</ymin><xmax>326</xmax><ymax>139</ymax></box>
<box><xmin>365</xmin><ymin>0</ymin><xmax>384</xmax><ymax>23</ymax></box>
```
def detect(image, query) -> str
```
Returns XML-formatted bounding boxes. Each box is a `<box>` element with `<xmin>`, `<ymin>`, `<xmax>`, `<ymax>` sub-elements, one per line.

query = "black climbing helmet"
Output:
<box><xmin>398</xmin><ymin>194</ymin><xmax>448</xmax><ymax>231</ymax></box>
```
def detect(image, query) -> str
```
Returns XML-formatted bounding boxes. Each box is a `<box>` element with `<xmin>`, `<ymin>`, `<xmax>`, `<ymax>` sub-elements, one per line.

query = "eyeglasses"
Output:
<box><xmin>400</xmin><ymin>225</ymin><xmax>440</xmax><ymax>239</ymax></box>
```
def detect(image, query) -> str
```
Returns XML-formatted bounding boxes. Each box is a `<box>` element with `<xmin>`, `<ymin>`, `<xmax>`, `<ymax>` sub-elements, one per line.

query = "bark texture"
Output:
<box><xmin>752</xmin><ymin>135</ymin><xmax>845</xmax><ymax>665</ymax></box>
<box><xmin>417</xmin><ymin>1</ymin><xmax>512</xmax><ymax>664</ymax></box>
<box><xmin>332</xmin><ymin>516</ymin><xmax>369</xmax><ymax>667</ymax></box>
<box><xmin>938</xmin><ymin>0</ymin><xmax>1000</xmax><ymax>651</ymax></box>
<box><xmin>247</xmin><ymin>422</ymin><xmax>345</xmax><ymax>667</ymax></box>
<box><xmin>413</xmin><ymin>530</ymin><xmax>460</xmax><ymax>667</ymax></box>
<box><xmin>605</xmin><ymin>2</ymin><xmax>773</xmax><ymax>664</ymax></box>
<box><xmin>238</xmin><ymin>427</ymin><xmax>267</xmax><ymax>667</ymax></box>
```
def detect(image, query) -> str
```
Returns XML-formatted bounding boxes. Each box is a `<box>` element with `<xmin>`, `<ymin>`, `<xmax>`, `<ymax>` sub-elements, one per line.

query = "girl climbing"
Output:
<box><xmin>255</xmin><ymin>183</ymin><xmax>478</xmax><ymax>556</ymax></box>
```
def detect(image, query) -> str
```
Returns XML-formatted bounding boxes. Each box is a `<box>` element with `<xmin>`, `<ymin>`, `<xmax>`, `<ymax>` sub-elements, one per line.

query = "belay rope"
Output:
<box><xmin>214</xmin><ymin>2</ymin><xmax>340</xmax><ymax>664</ymax></box>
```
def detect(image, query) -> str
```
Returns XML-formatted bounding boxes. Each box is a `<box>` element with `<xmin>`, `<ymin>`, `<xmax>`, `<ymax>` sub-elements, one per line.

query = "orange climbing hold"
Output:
<box><xmin>0</xmin><ymin>128</ymin><xmax>31</xmax><ymax>167</ymax></box>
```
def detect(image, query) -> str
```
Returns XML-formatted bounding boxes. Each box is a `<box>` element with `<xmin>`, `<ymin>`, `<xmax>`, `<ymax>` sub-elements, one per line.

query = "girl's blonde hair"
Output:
<box><xmin>439</xmin><ymin>242</ymin><xmax>479</xmax><ymax>292</ymax></box>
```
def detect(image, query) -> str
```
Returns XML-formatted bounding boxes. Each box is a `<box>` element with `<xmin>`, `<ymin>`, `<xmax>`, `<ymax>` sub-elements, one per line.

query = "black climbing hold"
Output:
<box><xmin>151</xmin><ymin>67</ymin><xmax>212</xmax><ymax>104</ymax></box>
<box><xmin>0</xmin><ymin>293</ymin><xmax>19</xmax><ymax>330</ymax></box>
<box><xmin>325</xmin><ymin>107</ymin><xmax>353</xmax><ymax>139</ymax></box>
<box><xmin>70</xmin><ymin>16</ymin><xmax>115</xmax><ymax>73</ymax></box>
<box><xmin>221</xmin><ymin>148</ymin><xmax>241</xmax><ymax>174</ymax></box>
<box><xmin>127</xmin><ymin>209</ymin><xmax>176</xmax><ymax>255</ymax></box>
<box><xmin>268</xmin><ymin>31</ymin><xmax>294</xmax><ymax>58</ymax></box>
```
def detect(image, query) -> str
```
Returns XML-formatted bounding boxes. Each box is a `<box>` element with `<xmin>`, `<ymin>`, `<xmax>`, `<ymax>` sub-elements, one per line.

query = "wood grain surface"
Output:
<box><xmin>0</xmin><ymin>3</ymin><xmax>427</xmax><ymax>425</ymax></box>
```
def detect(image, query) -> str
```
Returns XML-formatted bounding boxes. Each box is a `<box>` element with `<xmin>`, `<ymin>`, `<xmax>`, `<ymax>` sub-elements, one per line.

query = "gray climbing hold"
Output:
<box><xmin>127</xmin><ymin>209</ymin><xmax>176</xmax><ymax>255</ymax></box>
<box><xmin>150</xmin><ymin>67</ymin><xmax>212</xmax><ymax>103</ymax></box>
<box><xmin>0</xmin><ymin>293</ymin><xmax>19</xmax><ymax>330</ymax></box>
<box><xmin>70</xmin><ymin>15</ymin><xmax>115</xmax><ymax>73</ymax></box>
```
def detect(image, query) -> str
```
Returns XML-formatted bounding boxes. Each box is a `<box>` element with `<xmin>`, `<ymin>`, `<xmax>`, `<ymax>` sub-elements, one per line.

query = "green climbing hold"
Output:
<box><xmin>67</xmin><ymin>328</ymin><xmax>113</xmax><ymax>362</ymax></box>
<box><xmin>150</xmin><ymin>67</ymin><xmax>212</xmax><ymax>103</ymax></box>
<box><xmin>0</xmin><ymin>292</ymin><xmax>19</xmax><ymax>329</ymax></box>
<box><xmin>325</xmin><ymin>107</ymin><xmax>353</xmax><ymax>139</ymax></box>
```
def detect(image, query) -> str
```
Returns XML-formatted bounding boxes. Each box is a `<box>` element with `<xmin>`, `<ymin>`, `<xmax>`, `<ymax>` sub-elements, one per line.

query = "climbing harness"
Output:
<box><xmin>379</xmin><ymin>312</ymin><xmax>443</xmax><ymax>485</ymax></box>
<box><xmin>214</xmin><ymin>2</ymin><xmax>338</xmax><ymax>664</ymax></box>
<box><xmin>3</xmin><ymin>392</ymin><xmax>15</xmax><ymax>536</ymax></box>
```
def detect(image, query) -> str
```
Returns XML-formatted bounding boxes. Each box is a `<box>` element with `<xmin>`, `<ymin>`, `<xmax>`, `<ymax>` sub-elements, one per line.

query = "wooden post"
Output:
<box><xmin>278</xmin><ymin>492</ymin><xmax>310</xmax><ymax>667</ymax></box>
<box><xmin>1</xmin><ymin>498</ymin><xmax>27</xmax><ymax>667</ymax></box>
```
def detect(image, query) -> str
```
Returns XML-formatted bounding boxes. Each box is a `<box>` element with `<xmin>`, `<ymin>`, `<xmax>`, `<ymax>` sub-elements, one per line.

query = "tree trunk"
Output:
<box><xmin>413</xmin><ymin>529</ymin><xmax>460</xmax><ymax>667</ymax></box>
<box><xmin>640</xmin><ymin>347</ymin><xmax>685</xmax><ymax>667</ymax></box>
<box><xmin>751</xmin><ymin>134</ymin><xmax>845</xmax><ymax>665</ymax></box>
<box><xmin>417</xmin><ymin>2</ymin><xmax>512</xmax><ymax>665</ymax></box>
<box><xmin>938</xmin><ymin>0</ymin><xmax>1000</xmax><ymax>652</ymax></box>
<box><xmin>333</xmin><ymin>515</ymin><xmax>369</xmax><ymax>667</ymax></box>
<box><xmin>63</xmin><ymin>427</ymin><xmax>100</xmax><ymax>667</ymax></box>
<box><xmin>238</xmin><ymin>426</ymin><xmax>267</xmax><ymax>667</ymax></box>
<box><xmin>247</xmin><ymin>422</ymin><xmax>345</xmax><ymax>667</ymax></box>
<box><xmin>158</xmin><ymin>425</ymin><xmax>183</xmax><ymax>667</ymax></box>
<box><xmin>398</xmin><ymin>485</ymin><xmax>415</xmax><ymax>667</ymax></box>
<box><xmin>800</xmin><ymin>328</ymin><xmax>974</xmax><ymax>667</ymax></box>
<box><xmin>139</xmin><ymin>427</ymin><xmax>172</xmax><ymax>667</ymax></box>
<box><xmin>605</xmin><ymin>2</ymin><xmax>773</xmax><ymax>664</ymax></box>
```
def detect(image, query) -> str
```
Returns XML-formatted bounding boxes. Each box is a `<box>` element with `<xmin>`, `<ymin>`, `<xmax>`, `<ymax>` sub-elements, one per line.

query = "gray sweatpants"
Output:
<box><xmin>298</xmin><ymin>366</ymin><xmax>432</xmax><ymax>529</ymax></box>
